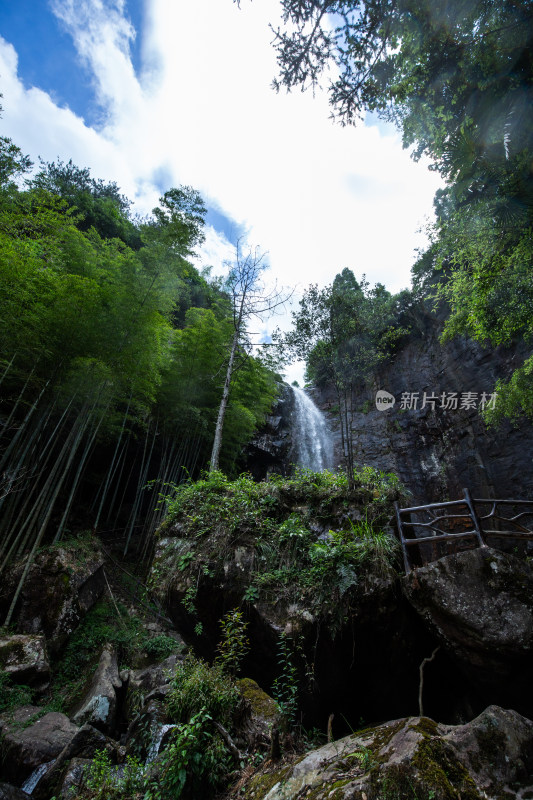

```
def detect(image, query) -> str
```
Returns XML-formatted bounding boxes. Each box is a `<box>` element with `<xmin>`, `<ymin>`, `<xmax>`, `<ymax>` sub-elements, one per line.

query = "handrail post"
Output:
<box><xmin>395</xmin><ymin>501</ymin><xmax>411</xmax><ymax>573</ymax></box>
<box><xmin>463</xmin><ymin>487</ymin><xmax>486</xmax><ymax>548</ymax></box>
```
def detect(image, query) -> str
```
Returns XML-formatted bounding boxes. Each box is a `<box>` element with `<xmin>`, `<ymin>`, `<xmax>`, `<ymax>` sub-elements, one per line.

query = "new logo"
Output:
<box><xmin>375</xmin><ymin>390</ymin><xmax>396</xmax><ymax>411</ymax></box>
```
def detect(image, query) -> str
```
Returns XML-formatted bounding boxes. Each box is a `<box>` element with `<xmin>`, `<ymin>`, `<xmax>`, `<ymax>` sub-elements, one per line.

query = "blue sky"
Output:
<box><xmin>0</xmin><ymin>0</ymin><xmax>442</xmax><ymax>381</ymax></box>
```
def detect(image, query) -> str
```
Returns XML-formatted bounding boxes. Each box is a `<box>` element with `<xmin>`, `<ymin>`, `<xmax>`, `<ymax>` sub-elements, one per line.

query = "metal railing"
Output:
<box><xmin>395</xmin><ymin>489</ymin><xmax>533</xmax><ymax>572</ymax></box>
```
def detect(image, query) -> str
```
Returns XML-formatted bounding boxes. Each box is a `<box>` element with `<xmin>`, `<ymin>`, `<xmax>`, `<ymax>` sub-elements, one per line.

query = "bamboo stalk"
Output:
<box><xmin>106</xmin><ymin>439</ymin><xmax>129</xmax><ymax>522</ymax></box>
<box><xmin>124</xmin><ymin>419</ymin><xmax>157</xmax><ymax>555</ymax></box>
<box><xmin>0</xmin><ymin>353</ymin><xmax>17</xmax><ymax>390</ymax></box>
<box><xmin>94</xmin><ymin>397</ymin><xmax>131</xmax><ymax>529</ymax></box>
<box><xmin>0</xmin><ymin>376</ymin><xmax>50</xmax><ymax>472</ymax></box>
<box><xmin>4</xmin><ymin>409</ymin><xmax>90</xmax><ymax>624</ymax></box>
<box><xmin>54</xmin><ymin>404</ymin><xmax>109</xmax><ymax>542</ymax></box>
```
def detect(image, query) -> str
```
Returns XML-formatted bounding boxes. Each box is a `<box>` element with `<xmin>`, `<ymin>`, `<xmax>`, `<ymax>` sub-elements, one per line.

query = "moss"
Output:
<box><xmin>410</xmin><ymin>717</ymin><xmax>439</xmax><ymax>737</ymax></box>
<box><xmin>304</xmin><ymin>776</ymin><xmax>353</xmax><ymax>799</ymax></box>
<box><xmin>473</xmin><ymin>721</ymin><xmax>506</xmax><ymax>763</ymax></box>
<box><xmin>411</xmin><ymin>737</ymin><xmax>481</xmax><ymax>800</ymax></box>
<box><xmin>0</xmin><ymin>639</ymin><xmax>27</xmax><ymax>668</ymax></box>
<box><xmin>237</xmin><ymin>678</ymin><xmax>278</xmax><ymax>722</ymax></box>
<box><xmin>240</xmin><ymin>765</ymin><xmax>292</xmax><ymax>799</ymax></box>
<box><xmin>357</xmin><ymin>718</ymin><xmax>406</xmax><ymax>764</ymax></box>
<box><xmin>369</xmin><ymin>764</ymin><xmax>423</xmax><ymax>799</ymax></box>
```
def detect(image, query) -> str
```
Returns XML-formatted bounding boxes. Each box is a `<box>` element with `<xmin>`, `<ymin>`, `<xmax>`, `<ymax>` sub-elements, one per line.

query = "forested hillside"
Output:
<box><xmin>0</xmin><ymin>138</ymin><xmax>278</xmax><ymax>579</ymax></box>
<box><xmin>1</xmin><ymin>1</ymin><xmax>533</xmax><ymax>798</ymax></box>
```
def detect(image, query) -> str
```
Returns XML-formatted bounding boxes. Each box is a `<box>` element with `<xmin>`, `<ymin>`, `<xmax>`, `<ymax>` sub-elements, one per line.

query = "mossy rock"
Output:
<box><xmin>227</xmin><ymin>707</ymin><xmax>533</xmax><ymax>800</ymax></box>
<box><xmin>237</xmin><ymin>678</ymin><xmax>278</xmax><ymax>723</ymax></box>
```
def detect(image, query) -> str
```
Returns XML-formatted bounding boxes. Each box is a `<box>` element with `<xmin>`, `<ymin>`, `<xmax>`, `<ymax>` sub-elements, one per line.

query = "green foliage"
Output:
<box><xmin>215</xmin><ymin>608</ymin><xmax>250</xmax><ymax>676</ymax></box>
<box><xmin>0</xmin><ymin>139</ymin><xmax>280</xmax><ymax>566</ymax></box>
<box><xmin>143</xmin><ymin>634</ymin><xmax>179</xmax><ymax>662</ymax></box>
<box><xmin>272</xmin><ymin>634</ymin><xmax>299</xmax><ymax>730</ymax></box>
<box><xmin>434</xmin><ymin>215</ymin><xmax>533</xmax><ymax>422</ymax></box>
<box><xmin>284</xmin><ymin>270</ymin><xmax>410</xmax><ymax>388</ymax></box>
<box><xmin>165</xmin><ymin>653</ymin><xmax>240</xmax><ymax>727</ymax></box>
<box><xmin>146</xmin><ymin>655</ymin><xmax>241</xmax><ymax>798</ymax></box>
<box><xmin>79</xmin><ymin>703</ymin><xmax>233</xmax><ymax>800</ymax></box>
<box><xmin>272</xmin><ymin>1</ymin><xmax>533</xmax><ymax>424</ymax></box>
<box><xmin>51</xmin><ymin>600</ymin><xmax>179</xmax><ymax>709</ymax></box>
<box><xmin>0</xmin><ymin>671</ymin><xmax>33</xmax><ymax>713</ymax></box>
<box><xmin>81</xmin><ymin>748</ymin><xmax>146</xmax><ymax>799</ymax></box>
<box><xmin>145</xmin><ymin>709</ymin><xmax>231</xmax><ymax>800</ymax></box>
<box><xmin>157</xmin><ymin>468</ymin><xmax>404</xmax><ymax>627</ymax></box>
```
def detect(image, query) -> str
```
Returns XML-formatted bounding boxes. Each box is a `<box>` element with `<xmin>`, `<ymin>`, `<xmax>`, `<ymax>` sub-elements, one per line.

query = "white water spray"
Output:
<box><xmin>21</xmin><ymin>760</ymin><xmax>56</xmax><ymax>795</ymax></box>
<box><xmin>145</xmin><ymin>723</ymin><xmax>179</xmax><ymax>765</ymax></box>
<box><xmin>291</xmin><ymin>387</ymin><xmax>333</xmax><ymax>472</ymax></box>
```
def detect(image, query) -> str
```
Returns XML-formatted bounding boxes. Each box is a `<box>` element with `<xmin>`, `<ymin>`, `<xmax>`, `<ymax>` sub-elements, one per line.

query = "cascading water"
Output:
<box><xmin>21</xmin><ymin>760</ymin><xmax>56</xmax><ymax>795</ymax></box>
<box><xmin>291</xmin><ymin>386</ymin><xmax>333</xmax><ymax>471</ymax></box>
<box><xmin>145</xmin><ymin>723</ymin><xmax>179</xmax><ymax>765</ymax></box>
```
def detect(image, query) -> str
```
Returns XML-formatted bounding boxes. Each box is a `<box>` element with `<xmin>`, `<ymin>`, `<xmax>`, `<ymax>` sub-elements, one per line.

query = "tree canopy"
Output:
<box><xmin>0</xmin><ymin>137</ymin><xmax>279</xmax><ymax>569</ymax></box>
<box><xmin>261</xmin><ymin>0</ymin><xmax>533</xmax><ymax>421</ymax></box>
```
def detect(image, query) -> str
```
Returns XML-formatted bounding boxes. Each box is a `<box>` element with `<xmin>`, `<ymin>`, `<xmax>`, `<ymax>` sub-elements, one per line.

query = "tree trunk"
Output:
<box><xmin>209</xmin><ymin>327</ymin><xmax>240</xmax><ymax>472</ymax></box>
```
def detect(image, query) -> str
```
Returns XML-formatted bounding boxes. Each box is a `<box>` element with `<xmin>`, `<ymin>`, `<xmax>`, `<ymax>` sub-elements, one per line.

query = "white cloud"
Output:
<box><xmin>0</xmin><ymin>0</ymin><xmax>442</xmax><ymax>316</ymax></box>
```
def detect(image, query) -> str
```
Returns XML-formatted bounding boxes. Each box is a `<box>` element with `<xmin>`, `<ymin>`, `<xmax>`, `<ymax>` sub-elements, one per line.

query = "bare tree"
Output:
<box><xmin>209</xmin><ymin>242</ymin><xmax>292</xmax><ymax>472</ymax></box>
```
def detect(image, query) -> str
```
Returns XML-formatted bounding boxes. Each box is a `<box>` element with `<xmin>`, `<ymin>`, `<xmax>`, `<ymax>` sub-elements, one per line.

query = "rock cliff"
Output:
<box><xmin>314</xmin><ymin>306</ymin><xmax>533</xmax><ymax>503</ymax></box>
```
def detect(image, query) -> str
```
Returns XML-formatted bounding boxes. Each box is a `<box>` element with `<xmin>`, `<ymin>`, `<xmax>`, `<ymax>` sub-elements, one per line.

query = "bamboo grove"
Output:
<box><xmin>0</xmin><ymin>137</ymin><xmax>278</xmax><ymax>606</ymax></box>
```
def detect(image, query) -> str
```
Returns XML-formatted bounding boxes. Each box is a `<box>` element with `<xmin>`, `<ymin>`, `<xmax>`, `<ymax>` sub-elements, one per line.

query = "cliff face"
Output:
<box><xmin>315</xmin><ymin>308</ymin><xmax>533</xmax><ymax>504</ymax></box>
<box><xmin>241</xmin><ymin>383</ymin><xmax>294</xmax><ymax>479</ymax></box>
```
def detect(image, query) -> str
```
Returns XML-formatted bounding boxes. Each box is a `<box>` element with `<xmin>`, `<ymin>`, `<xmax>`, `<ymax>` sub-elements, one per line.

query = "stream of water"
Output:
<box><xmin>291</xmin><ymin>386</ymin><xmax>333</xmax><ymax>472</ymax></box>
<box><xmin>145</xmin><ymin>723</ymin><xmax>179</xmax><ymax>765</ymax></box>
<box><xmin>21</xmin><ymin>760</ymin><xmax>56</xmax><ymax>795</ymax></box>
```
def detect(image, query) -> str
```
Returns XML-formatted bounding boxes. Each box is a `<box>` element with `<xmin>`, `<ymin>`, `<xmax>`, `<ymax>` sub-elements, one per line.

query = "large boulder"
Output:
<box><xmin>0</xmin><ymin>540</ymin><xmax>105</xmax><ymax>655</ymax></box>
<box><xmin>149</xmin><ymin>473</ymin><xmax>431</xmax><ymax>729</ymax></box>
<box><xmin>0</xmin><ymin>635</ymin><xmax>50</xmax><ymax>691</ymax></box>
<box><xmin>402</xmin><ymin>547</ymin><xmax>533</xmax><ymax>715</ymax></box>
<box><xmin>0</xmin><ymin>706</ymin><xmax>79</xmax><ymax>785</ymax></box>
<box><xmin>55</xmin><ymin>758</ymin><xmax>91</xmax><ymax>799</ymax></box>
<box><xmin>231</xmin><ymin>705</ymin><xmax>533</xmax><ymax>799</ymax></box>
<box><xmin>123</xmin><ymin>653</ymin><xmax>182</xmax><ymax>731</ymax></box>
<box><xmin>235</xmin><ymin>678</ymin><xmax>279</xmax><ymax>753</ymax></box>
<box><xmin>72</xmin><ymin>645</ymin><xmax>122</xmax><ymax>734</ymax></box>
<box><xmin>32</xmin><ymin>723</ymin><xmax>118</xmax><ymax>800</ymax></box>
<box><xmin>152</xmin><ymin>530</ymin><xmax>427</xmax><ymax>726</ymax></box>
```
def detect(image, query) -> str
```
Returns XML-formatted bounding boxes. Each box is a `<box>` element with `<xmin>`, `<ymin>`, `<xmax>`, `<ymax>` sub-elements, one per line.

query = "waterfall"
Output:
<box><xmin>291</xmin><ymin>387</ymin><xmax>333</xmax><ymax>472</ymax></box>
<box><xmin>145</xmin><ymin>723</ymin><xmax>179</xmax><ymax>765</ymax></box>
<box><xmin>21</xmin><ymin>760</ymin><xmax>56</xmax><ymax>795</ymax></box>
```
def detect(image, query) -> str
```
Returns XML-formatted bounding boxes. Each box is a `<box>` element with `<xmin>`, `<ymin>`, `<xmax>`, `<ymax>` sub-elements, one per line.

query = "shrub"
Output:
<box><xmin>215</xmin><ymin>609</ymin><xmax>249</xmax><ymax>676</ymax></box>
<box><xmin>165</xmin><ymin>653</ymin><xmax>239</xmax><ymax>727</ymax></box>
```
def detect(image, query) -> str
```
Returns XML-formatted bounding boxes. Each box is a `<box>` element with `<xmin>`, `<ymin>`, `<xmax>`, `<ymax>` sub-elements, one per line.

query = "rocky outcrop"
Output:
<box><xmin>151</xmin><ymin>537</ymin><xmax>433</xmax><ymax>728</ymax></box>
<box><xmin>72</xmin><ymin>645</ymin><xmax>122</xmax><ymax>733</ymax></box>
<box><xmin>0</xmin><ymin>706</ymin><xmax>79</xmax><ymax>785</ymax></box>
<box><xmin>0</xmin><ymin>540</ymin><xmax>105</xmax><ymax>655</ymax></box>
<box><xmin>123</xmin><ymin>653</ymin><xmax>182</xmax><ymax>725</ymax></box>
<box><xmin>403</xmin><ymin>546</ymin><xmax>533</xmax><ymax>717</ymax></box>
<box><xmin>232</xmin><ymin>705</ymin><xmax>533</xmax><ymax>799</ymax></box>
<box><xmin>0</xmin><ymin>635</ymin><xmax>50</xmax><ymax>691</ymax></box>
<box><xmin>242</xmin><ymin>383</ymin><xmax>294</xmax><ymax>479</ymax></box>
<box><xmin>315</xmin><ymin>306</ymin><xmax>533</xmax><ymax>504</ymax></box>
<box><xmin>32</xmin><ymin>723</ymin><xmax>117</xmax><ymax>800</ymax></box>
<box><xmin>55</xmin><ymin>758</ymin><xmax>91</xmax><ymax>799</ymax></box>
<box><xmin>235</xmin><ymin>678</ymin><xmax>279</xmax><ymax>752</ymax></box>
